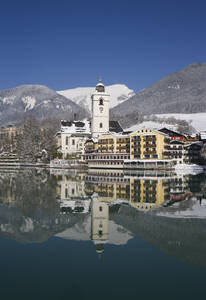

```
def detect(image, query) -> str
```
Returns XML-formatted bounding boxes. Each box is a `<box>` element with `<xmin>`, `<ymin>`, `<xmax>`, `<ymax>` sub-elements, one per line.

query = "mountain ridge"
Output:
<box><xmin>57</xmin><ymin>84</ymin><xmax>135</xmax><ymax>112</ymax></box>
<box><xmin>111</xmin><ymin>62</ymin><xmax>206</xmax><ymax>127</ymax></box>
<box><xmin>0</xmin><ymin>84</ymin><xmax>88</xmax><ymax>125</ymax></box>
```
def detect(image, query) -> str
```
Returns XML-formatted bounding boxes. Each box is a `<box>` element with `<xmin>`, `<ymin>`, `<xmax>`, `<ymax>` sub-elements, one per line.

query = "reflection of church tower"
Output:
<box><xmin>91</xmin><ymin>76</ymin><xmax>110</xmax><ymax>138</ymax></box>
<box><xmin>91</xmin><ymin>196</ymin><xmax>109</xmax><ymax>258</ymax></box>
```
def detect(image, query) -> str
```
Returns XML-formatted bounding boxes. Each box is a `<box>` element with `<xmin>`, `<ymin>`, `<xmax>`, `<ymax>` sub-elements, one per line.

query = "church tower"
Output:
<box><xmin>91</xmin><ymin>76</ymin><xmax>110</xmax><ymax>138</ymax></box>
<box><xmin>91</xmin><ymin>196</ymin><xmax>109</xmax><ymax>259</ymax></box>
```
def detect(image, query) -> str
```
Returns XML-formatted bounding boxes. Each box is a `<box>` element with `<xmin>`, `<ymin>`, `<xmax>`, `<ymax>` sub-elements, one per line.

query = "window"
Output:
<box><xmin>100</xmin><ymin>123</ymin><xmax>103</xmax><ymax>128</ymax></box>
<box><xmin>99</xmin><ymin>206</ymin><xmax>103</xmax><ymax>212</ymax></box>
<box><xmin>99</xmin><ymin>98</ymin><xmax>104</xmax><ymax>105</ymax></box>
<box><xmin>65</xmin><ymin>188</ymin><xmax>68</xmax><ymax>198</ymax></box>
<box><xmin>66</xmin><ymin>136</ymin><xmax>69</xmax><ymax>145</ymax></box>
<box><xmin>72</xmin><ymin>139</ymin><xmax>75</xmax><ymax>145</ymax></box>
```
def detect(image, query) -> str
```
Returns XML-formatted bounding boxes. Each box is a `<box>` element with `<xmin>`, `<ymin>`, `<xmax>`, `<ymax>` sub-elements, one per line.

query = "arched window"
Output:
<box><xmin>99</xmin><ymin>98</ymin><xmax>104</xmax><ymax>105</ymax></box>
<box><xmin>99</xmin><ymin>123</ymin><xmax>103</xmax><ymax>129</ymax></box>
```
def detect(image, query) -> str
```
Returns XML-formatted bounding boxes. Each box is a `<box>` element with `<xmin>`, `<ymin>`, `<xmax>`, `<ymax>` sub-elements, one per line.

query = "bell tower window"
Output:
<box><xmin>99</xmin><ymin>98</ymin><xmax>104</xmax><ymax>105</ymax></box>
<box><xmin>99</xmin><ymin>123</ymin><xmax>103</xmax><ymax>129</ymax></box>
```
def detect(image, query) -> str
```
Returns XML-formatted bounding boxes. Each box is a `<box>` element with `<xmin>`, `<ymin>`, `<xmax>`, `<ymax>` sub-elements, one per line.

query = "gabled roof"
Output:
<box><xmin>159</xmin><ymin>127</ymin><xmax>186</xmax><ymax>137</ymax></box>
<box><xmin>109</xmin><ymin>121</ymin><xmax>123</xmax><ymax>133</ymax></box>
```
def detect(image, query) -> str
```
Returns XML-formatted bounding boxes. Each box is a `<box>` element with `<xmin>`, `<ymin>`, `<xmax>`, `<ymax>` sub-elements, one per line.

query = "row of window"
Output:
<box><xmin>86</xmin><ymin>155</ymin><xmax>129</xmax><ymax>160</ymax></box>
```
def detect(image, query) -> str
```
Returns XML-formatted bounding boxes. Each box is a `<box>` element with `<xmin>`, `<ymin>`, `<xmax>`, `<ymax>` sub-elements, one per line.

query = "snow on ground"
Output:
<box><xmin>157</xmin><ymin>198</ymin><xmax>206</xmax><ymax>219</ymax></box>
<box><xmin>126</xmin><ymin>113</ymin><xmax>206</xmax><ymax>133</ymax></box>
<box><xmin>126</xmin><ymin>121</ymin><xmax>178</xmax><ymax>132</ymax></box>
<box><xmin>57</xmin><ymin>84</ymin><xmax>135</xmax><ymax>111</ymax></box>
<box><xmin>1</xmin><ymin>95</ymin><xmax>16</xmax><ymax>104</ymax></box>
<box><xmin>175</xmin><ymin>164</ymin><xmax>204</xmax><ymax>175</ymax></box>
<box><xmin>22</xmin><ymin>96</ymin><xmax>36</xmax><ymax>111</ymax></box>
<box><xmin>156</xmin><ymin>113</ymin><xmax>206</xmax><ymax>132</ymax></box>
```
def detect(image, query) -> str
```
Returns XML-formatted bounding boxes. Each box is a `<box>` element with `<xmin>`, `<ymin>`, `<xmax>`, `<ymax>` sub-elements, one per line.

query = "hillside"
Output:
<box><xmin>0</xmin><ymin>85</ymin><xmax>88</xmax><ymax>125</ymax></box>
<box><xmin>111</xmin><ymin>63</ymin><xmax>206</xmax><ymax>128</ymax></box>
<box><xmin>57</xmin><ymin>84</ymin><xmax>135</xmax><ymax>112</ymax></box>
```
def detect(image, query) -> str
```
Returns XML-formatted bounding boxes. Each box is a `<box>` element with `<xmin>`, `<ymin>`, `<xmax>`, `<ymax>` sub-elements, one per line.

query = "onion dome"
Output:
<box><xmin>95</xmin><ymin>75</ymin><xmax>105</xmax><ymax>92</ymax></box>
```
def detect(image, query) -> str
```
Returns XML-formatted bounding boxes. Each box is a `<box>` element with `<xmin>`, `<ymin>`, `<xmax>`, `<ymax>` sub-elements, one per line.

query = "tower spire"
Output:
<box><xmin>99</xmin><ymin>74</ymin><xmax>102</xmax><ymax>83</ymax></box>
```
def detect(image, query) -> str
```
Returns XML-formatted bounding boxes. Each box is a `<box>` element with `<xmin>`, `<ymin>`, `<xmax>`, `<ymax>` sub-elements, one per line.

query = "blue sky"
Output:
<box><xmin>0</xmin><ymin>0</ymin><xmax>205</xmax><ymax>92</ymax></box>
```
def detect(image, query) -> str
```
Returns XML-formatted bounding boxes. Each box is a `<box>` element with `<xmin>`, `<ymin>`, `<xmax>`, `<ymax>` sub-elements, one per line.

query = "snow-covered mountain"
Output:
<box><xmin>57</xmin><ymin>84</ymin><xmax>135</xmax><ymax>112</ymax></box>
<box><xmin>111</xmin><ymin>63</ymin><xmax>206</xmax><ymax>128</ymax></box>
<box><xmin>56</xmin><ymin>215</ymin><xmax>133</xmax><ymax>246</ymax></box>
<box><xmin>0</xmin><ymin>85</ymin><xmax>88</xmax><ymax>125</ymax></box>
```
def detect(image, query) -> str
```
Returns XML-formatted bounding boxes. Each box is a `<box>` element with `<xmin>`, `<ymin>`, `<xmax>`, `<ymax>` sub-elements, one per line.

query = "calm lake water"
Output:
<box><xmin>0</xmin><ymin>168</ymin><xmax>206</xmax><ymax>299</ymax></box>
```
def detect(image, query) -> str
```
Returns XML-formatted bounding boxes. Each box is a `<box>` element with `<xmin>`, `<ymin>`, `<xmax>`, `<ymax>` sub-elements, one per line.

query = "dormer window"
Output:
<box><xmin>99</xmin><ymin>98</ymin><xmax>104</xmax><ymax>105</ymax></box>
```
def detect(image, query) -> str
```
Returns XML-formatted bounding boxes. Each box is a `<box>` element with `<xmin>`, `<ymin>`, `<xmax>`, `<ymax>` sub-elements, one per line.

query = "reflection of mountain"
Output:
<box><xmin>0</xmin><ymin>202</ymin><xmax>86</xmax><ymax>243</ymax></box>
<box><xmin>0</xmin><ymin>169</ymin><xmax>88</xmax><ymax>243</ymax></box>
<box><xmin>110</xmin><ymin>204</ymin><xmax>206</xmax><ymax>267</ymax></box>
<box><xmin>1</xmin><ymin>169</ymin><xmax>206</xmax><ymax>267</ymax></box>
<box><xmin>56</xmin><ymin>215</ymin><xmax>133</xmax><ymax>246</ymax></box>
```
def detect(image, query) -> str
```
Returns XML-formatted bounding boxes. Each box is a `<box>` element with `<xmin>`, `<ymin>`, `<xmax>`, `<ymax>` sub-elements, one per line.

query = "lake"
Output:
<box><xmin>0</xmin><ymin>168</ymin><xmax>206</xmax><ymax>299</ymax></box>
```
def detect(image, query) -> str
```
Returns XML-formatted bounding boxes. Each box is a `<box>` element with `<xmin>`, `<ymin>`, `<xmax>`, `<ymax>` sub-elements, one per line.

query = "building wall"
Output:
<box><xmin>61</xmin><ymin>133</ymin><xmax>87</xmax><ymax>158</ymax></box>
<box><xmin>130</xmin><ymin>129</ymin><xmax>169</xmax><ymax>160</ymax></box>
<box><xmin>0</xmin><ymin>126</ymin><xmax>18</xmax><ymax>140</ymax></box>
<box><xmin>57</xmin><ymin>176</ymin><xmax>86</xmax><ymax>200</ymax></box>
<box><xmin>91</xmin><ymin>92</ymin><xmax>110</xmax><ymax>138</ymax></box>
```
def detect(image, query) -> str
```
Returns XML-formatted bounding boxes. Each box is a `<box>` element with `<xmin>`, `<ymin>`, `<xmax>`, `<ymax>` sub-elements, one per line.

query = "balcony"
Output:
<box><xmin>164</xmin><ymin>145</ymin><xmax>170</xmax><ymax>150</ymax></box>
<box><xmin>143</xmin><ymin>144</ymin><xmax>156</xmax><ymax>148</ymax></box>
<box><xmin>132</xmin><ymin>137</ymin><xmax>141</xmax><ymax>141</ymax></box>
<box><xmin>163</xmin><ymin>151</ymin><xmax>171</xmax><ymax>156</ymax></box>
<box><xmin>143</xmin><ymin>136</ymin><xmax>156</xmax><ymax>142</ymax></box>
<box><xmin>117</xmin><ymin>139</ymin><xmax>130</xmax><ymax>144</ymax></box>
<box><xmin>143</xmin><ymin>151</ymin><xmax>157</xmax><ymax>155</ymax></box>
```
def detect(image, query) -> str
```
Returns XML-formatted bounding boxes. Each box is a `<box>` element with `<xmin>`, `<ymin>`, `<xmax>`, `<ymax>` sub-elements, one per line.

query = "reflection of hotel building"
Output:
<box><xmin>85</xmin><ymin>170</ymin><xmax>193</xmax><ymax>211</ymax></box>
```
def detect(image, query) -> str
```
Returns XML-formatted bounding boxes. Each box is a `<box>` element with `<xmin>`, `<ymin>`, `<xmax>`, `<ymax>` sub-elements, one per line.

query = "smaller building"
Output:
<box><xmin>0</xmin><ymin>125</ymin><xmax>18</xmax><ymax>141</ymax></box>
<box><xmin>60</xmin><ymin>120</ymin><xmax>91</xmax><ymax>159</ymax></box>
<box><xmin>183</xmin><ymin>141</ymin><xmax>203</xmax><ymax>164</ymax></box>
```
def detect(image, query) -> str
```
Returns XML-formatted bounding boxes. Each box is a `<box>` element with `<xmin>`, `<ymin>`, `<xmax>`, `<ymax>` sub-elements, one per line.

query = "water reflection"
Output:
<box><xmin>0</xmin><ymin>168</ymin><xmax>206</xmax><ymax>267</ymax></box>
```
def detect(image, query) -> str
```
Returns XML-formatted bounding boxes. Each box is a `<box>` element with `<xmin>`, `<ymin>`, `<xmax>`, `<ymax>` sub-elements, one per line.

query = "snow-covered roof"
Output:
<box><xmin>200</xmin><ymin>131</ymin><xmax>206</xmax><ymax>140</ymax></box>
<box><xmin>61</xmin><ymin>120</ymin><xmax>91</xmax><ymax>134</ymax></box>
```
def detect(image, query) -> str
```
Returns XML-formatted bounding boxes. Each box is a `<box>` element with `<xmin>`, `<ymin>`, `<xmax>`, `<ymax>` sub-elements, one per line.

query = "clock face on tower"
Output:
<box><xmin>99</xmin><ymin>106</ymin><xmax>103</xmax><ymax>113</ymax></box>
